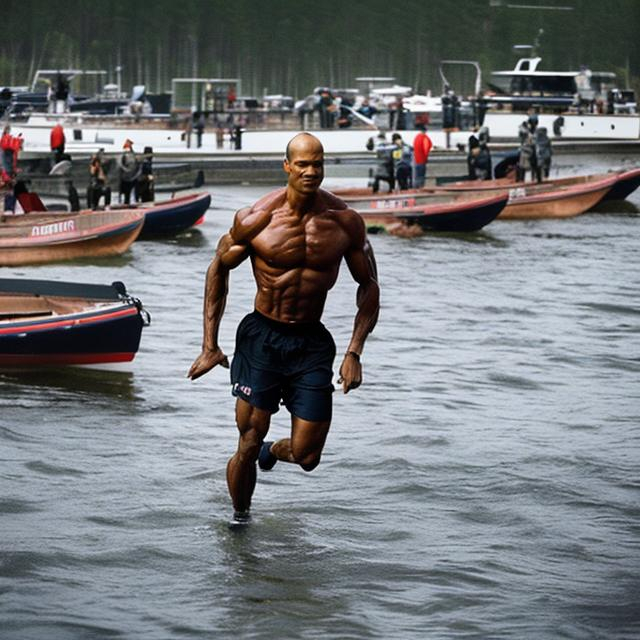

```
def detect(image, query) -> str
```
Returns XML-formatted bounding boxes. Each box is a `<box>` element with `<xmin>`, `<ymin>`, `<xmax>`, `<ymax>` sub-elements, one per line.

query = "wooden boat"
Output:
<box><xmin>0</xmin><ymin>278</ymin><xmax>150</xmax><ymax>366</ymax></box>
<box><xmin>0</xmin><ymin>209</ymin><xmax>144</xmax><ymax>266</ymax></box>
<box><xmin>498</xmin><ymin>174</ymin><xmax>617</xmax><ymax>219</ymax></box>
<box><xmin>431</xmin><ymin>170</ymin><xmax>635</xmax><ymax>197</ymax></box>
<box><xmin>354</xmin><ymin>192</ymin><xmax>508</xmax><ymax>233</ymax></box>
<box><xmin>111</xmin><ymin>191</ymin><xmax>211</xmax><ymax>236</ymax></box>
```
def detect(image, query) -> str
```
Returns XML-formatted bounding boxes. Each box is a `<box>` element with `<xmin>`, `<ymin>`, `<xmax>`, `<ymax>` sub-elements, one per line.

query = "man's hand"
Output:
<box><xmin>338</xmin><ymin>352</ymin><xmax>362</xmax><ymax>394</ymax></box>
<box><xmin>187</xmin><ymin>347</ymin><xmax>230</xmax><ymax>380</ymax></box>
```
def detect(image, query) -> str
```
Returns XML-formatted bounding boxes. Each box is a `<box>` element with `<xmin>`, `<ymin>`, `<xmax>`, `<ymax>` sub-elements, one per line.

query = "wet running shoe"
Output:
<box><xmin>228</xmin><ymin>510</ymin><xmax>252</xmax><ymax>528</ymax></box>
<box><xmin>258</xmin><ymin>441</ymin><xmax>277</xmax><ymax>471</ymax></box>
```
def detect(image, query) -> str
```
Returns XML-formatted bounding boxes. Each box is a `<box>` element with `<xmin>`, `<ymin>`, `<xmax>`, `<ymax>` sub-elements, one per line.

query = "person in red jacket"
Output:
<box><xmin>1</xmin><ymin>125</ymin><xmax>14</xmax><ymax>180</ymax></box>
<box><xmin>50</xmin><ymin>124</ymin><xmax>66</xmax><ymax>164</ymax></box>
<box><xmin>412</xmin><ymin>124</ymin><xmax>433</xmax><ymax>189</ymax></box>
<box><xmin>1</xmin><ymin>128</ymin><xmax>22</xmax><ymax>184</ymax></box>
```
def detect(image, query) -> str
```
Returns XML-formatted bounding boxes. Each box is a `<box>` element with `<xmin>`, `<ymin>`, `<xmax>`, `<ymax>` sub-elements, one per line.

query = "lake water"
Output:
<box><xmin>1</xmin><ymin>154</ymin><xmax>639</xmax><ymax>639</ymax></box>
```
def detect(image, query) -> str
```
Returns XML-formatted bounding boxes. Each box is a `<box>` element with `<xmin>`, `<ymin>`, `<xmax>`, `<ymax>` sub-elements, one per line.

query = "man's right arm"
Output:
<box><xmin>187</xmin><ymin>209</ymin><xmax>252</xmax><ymax>380</ymax></box>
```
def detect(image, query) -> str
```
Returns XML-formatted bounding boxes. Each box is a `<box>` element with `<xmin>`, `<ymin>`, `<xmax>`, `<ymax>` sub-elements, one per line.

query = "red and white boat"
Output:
<box><xmin>0</xmin><ymin>278</ymin><xmax>150</xmax><ymax>367</ymax></box>
<box><xmin>0</xmin><ymin>208</ymin><xmax>145</xmax><ymax>266</ymax></box>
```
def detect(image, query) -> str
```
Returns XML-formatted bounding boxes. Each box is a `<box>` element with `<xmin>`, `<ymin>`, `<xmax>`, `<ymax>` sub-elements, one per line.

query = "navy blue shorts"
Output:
<box><xmin>230</xmin><ymin>311</ymin><xmax>336</xmax><ymax>422</ymax></box>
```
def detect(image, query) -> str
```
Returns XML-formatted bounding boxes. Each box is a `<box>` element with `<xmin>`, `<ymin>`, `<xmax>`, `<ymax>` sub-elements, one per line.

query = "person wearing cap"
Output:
<box><xmin>391</xmin><ymin>133</ymin><xmax>413</xmax><ymax>191</ymax></box>
<box><xmin>118</xmin><ymin>139</ymin><xmax>140</xmax><ymax>205</ymax></box>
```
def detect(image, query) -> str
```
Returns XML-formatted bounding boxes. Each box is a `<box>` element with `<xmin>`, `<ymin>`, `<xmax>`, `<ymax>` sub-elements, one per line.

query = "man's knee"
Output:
<box><xmin>292</xmin><ymin>447</ymin><xmax>322</xmax><ymax>472</ymax></box>
<box><xmin>300</xmin><ymin>456</ymin><xmax>321</xmax><ymax>472</ymax></box>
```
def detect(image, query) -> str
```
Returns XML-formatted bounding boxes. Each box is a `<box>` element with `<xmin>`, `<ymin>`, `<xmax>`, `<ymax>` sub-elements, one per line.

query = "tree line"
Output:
<box><xmin>2</xmin><ymin>0</ymin><xmax>639</xmax><ymax>99</ymax></box>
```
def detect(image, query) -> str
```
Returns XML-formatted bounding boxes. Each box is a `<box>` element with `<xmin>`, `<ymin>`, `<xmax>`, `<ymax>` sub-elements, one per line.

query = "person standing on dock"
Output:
<box><xmin>188</xmin><ymin>132</ymin><xmax>380</xmax><ymax>527</ymax></box>
<box><xmin>412</xmin><ymin>124</ymin><xmax>433</xmax><ymax>189</ymax></box>
<box><xmin>391</xmin><ymin>133</ymin><xmax>413</xmax><ymax>190</ymax></box>
<box><xmin>136</xmin><ymin>146</ymin><xmax>155</xmax><ymax>202</ymax></box>
<box><xmin>1</xmin><ymin>126</ymin><xmax>15</xmax><ymax>181</ymax></box>
<box><xmin>368</xmin><ymin>132</ymin><xmax>395</xmax><ymax>193</ymax></box>
<box><xmin>194</xmin><ymin>112</ymin><xmax>206</xmax><ymax>149</ymax></box>
<box><xmin>517</xmin><ymin>115</ymin><xmax>538</xmax><ymax>182</ymax></box>
<box><xmin>118</xmin><ymin>139</ymin><xmax>140</xmax><ymax>205</ymax></box>
<box><xmin>87</xmin><ymin>148</ymin><xmax>111</xmax><ymax>209</ymax></box>
<box><xmin>49</xmin><ymin>124</ymin><xmax>66</xmax><ymax>165</ymax></box>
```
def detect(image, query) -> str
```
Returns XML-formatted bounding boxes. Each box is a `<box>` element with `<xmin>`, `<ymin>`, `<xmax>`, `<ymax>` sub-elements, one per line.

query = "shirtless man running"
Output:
<box><xmin>188</xmin><ymin>132</ymin><xmax>380</xmax><ymax>525</ymax></box>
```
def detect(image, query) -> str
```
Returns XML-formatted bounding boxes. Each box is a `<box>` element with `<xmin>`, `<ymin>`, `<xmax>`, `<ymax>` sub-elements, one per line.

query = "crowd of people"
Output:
<box><xmin>365</xmin><ymin>108</ymin><xmax>552</xmax><ymax>192</ymax></box>
<box><xmin>182</xmin><ymin>111</ymin><xmax>245</xmax><ymax>151</ymax></box>
<box><xmin>1</xmin><ymin>101</ymin><xmax>554</xmax><ymax>215</ymax></box>
<box><xmin>366</xmin><ymin>124</ymin><xmax>434</xmax><ymax>193</ymax></box>
<box><xmin>88</xmin><ymin>139</ymin><xmax>155</xmax><ymax>209</ymax></box>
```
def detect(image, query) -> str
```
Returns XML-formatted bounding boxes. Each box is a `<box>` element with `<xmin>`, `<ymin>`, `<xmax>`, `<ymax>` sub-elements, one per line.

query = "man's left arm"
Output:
<box><xmin>339</xmin><ymin>219</ymin><xmax>380</xmax><ymax>394</ymax></box>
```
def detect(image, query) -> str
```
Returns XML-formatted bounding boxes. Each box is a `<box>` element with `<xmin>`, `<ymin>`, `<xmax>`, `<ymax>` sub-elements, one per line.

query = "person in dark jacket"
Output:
<box><xmin>88</xmin><ymin>148</ymin><xmax>111</xmax><ymax>209</ymax></box>
<box><xmin>368</xmin><ymin>132</ymin><xmax>395</xmax><ymax>193</ymax></box>
<box><xmin>136</xmin><ymin>146</ymin><xmax>154</xmax><ymax>202</ymax></box>
<box><xmin>517</xmin><ymin>117</ymin><xmax>538</xmax><ymax>182</ymax></box>
<box><xmin>391</xmin><ymin>133</ymin><xmax>413</xmax><ymax>190</ymax></box>
<box><xmin>534</xmin><ymin>127</ymin><xmax>552</xmax><ymax>182</ymax></box>
<box><xmin>118</xmin><ymin>139</ymin><xmax>140</xmax><ymax>204</ymax></box>
<box><xmin>194</xmin><ymin>112</ymin><xmax>206</xmax><ymax>148</ymax></box>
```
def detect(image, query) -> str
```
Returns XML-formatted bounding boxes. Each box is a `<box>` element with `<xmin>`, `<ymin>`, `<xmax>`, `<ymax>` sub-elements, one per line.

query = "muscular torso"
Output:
<box><xmin>234</xmin><ymin>188</ymin><xmax>361</xmax><ymax>323</ymax></box>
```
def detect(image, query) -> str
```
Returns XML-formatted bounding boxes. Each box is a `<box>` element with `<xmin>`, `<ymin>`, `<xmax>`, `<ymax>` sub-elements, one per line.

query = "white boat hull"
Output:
<box><xmin>483</xmin><ymin>112</ymin><xmax>640</xmax><ymax>140</ymax></box>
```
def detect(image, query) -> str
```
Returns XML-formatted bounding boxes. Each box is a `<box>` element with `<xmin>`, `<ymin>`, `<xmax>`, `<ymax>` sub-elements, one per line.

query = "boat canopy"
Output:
<box><xmin>0</xmin><ymin>278</ymin><xmax>127</xmax><ymax>300</ymax></box>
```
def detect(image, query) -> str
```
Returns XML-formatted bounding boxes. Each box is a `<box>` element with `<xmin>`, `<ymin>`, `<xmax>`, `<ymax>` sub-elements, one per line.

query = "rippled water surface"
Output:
<box><xmin>1</xmin><ymin>155</ymin><xmax>639</xmax><ymax>639</ymax></box>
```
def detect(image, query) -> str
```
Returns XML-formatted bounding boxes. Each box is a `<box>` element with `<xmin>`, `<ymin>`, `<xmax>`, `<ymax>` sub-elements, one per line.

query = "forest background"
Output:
<box><xmin>2</xmin><ymin>0</ymin><xmax>639</xmax><ymax>100</ymax></box>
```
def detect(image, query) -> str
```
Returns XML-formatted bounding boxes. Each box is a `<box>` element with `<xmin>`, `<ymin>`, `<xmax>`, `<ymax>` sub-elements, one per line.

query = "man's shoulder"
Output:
<box><xmin>318</xmin><ymin>188</ymin><xmax>349</xmax><ymax>212</ymax></box>
<box><xmin>236</xmin><ymin>188</ymin><xmax>285</xmax><ymax>224</ymax></box>
<box><xmin>251</xmin><ymin>187</ymin><xmax>287</xmax><ymax>212</ymax></box>
<box><xmin>319</xmin><ymin>189</ymin><xmax>362</xmax><ymax>225</ymax></box>
<box><xmin>232</xmin><ymin>191</ymin><xmax>284</xmax><ymax>242</ymax></box>
<box><xmin>318</xmin><ymin>190</ymin><xmax>365</xmax><ymax>239</ymax></box>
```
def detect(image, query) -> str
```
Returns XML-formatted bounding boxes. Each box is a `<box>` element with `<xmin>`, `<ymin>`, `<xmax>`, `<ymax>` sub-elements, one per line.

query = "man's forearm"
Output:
<box><xmin>347</xmin><ymin>279</ymin><xmax>380</xmax><ymax>355</ymax></box>
<box><xmin>202</xmin><ymin>257</ymin><xmax>229</xmax><ymax>352</ymax></box>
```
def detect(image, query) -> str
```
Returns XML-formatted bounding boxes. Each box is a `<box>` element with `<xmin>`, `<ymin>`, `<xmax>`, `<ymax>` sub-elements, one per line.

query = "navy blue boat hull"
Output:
<box><xmin>140</xmin><ymin>193</ymin><xmax>211</xmax><ymax>236</ymax></box>
<box><xmin>0</xmin><ymin>279</ymin><xmax>147</xmax><ymax>366</ymax></box>
<box><xmin>398</xmin><ymin>197</ymin><xmax>507</xmax><ymax>232</ymax></box>
<box><xmin>602</xmin><ymin>169</ymin><xmax>640</xmax><ymax>202</ymax></box>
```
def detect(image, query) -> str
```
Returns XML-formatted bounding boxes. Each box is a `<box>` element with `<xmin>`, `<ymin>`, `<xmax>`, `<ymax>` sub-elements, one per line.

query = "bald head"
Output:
<box><xmin>285</xmin><ymin>132</ymin><xmax>324</xmax><ymax>162</ymax></box>
<box><xmin>283</xmin><ymin>132</ymin><xmax>324</xmax><ymax>196</ymax></box>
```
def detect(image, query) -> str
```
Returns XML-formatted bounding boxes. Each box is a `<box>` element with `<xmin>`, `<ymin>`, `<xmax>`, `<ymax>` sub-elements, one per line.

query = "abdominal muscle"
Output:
<box><xmin>253</xmin><ymin>264</ymin><xmax>338</xmax><ymax>323</ymax></box>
